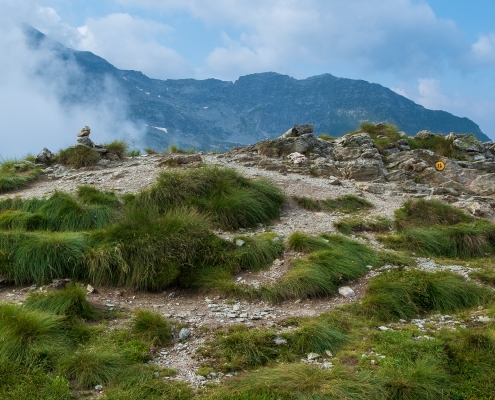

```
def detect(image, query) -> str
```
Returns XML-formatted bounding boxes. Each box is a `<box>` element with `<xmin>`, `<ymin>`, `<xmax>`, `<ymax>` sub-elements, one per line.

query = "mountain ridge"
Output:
<box><xmin>23</xmin><ymin>25</ymin><xmax>490</xmax><ymax>150</ymax></box>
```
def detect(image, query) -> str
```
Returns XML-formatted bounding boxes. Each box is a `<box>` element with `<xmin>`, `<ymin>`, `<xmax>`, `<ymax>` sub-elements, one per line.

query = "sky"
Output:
<box><xmin>2</xmin><ymin>0</ymin><xmax>495</xmax><ymax>157</ymax></box>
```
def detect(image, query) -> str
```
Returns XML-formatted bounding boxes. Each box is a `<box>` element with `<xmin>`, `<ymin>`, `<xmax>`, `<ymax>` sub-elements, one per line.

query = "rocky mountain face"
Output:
<box><xmin>24</xmin><ymin>25</ymin><xmax>490</xmax><ymax>151</ymax></box>
<box><xmin>221</xmin><ymin>124</ymin><xmax>495</xmax><ymax>216</ymax></box>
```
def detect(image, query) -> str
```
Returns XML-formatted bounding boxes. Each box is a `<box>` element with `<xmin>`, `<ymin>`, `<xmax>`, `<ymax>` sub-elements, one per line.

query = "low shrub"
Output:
<box><xmin>408</xmin><ymin>135</ymin><xmax>463</xmax><ymax>159</ymax></box>
<box><xmin>57</xmin><ymin>145</ymin><xmax>100</xmax><ymax>169</ymax></box>
<box><xmin>167</xmin><ymin>144</ymin><xmax>196</xmax><ymax>154</ymax></box>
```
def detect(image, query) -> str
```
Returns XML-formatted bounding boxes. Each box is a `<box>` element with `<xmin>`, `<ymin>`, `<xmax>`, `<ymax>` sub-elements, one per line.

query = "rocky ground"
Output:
<box><xmin>1</xmin><ymin>132</ymin><xmax>494</xmax><ymax>388</ymax></box>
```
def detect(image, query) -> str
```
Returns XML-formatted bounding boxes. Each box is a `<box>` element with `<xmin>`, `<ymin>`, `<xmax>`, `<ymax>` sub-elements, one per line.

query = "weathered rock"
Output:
<box><xmin>179</xmin><ymin>328</ymin><xmax>191</xmax><ymax>341</ymax></box>
<box><xmin>77</xmin><ymin>126</ymin><xmax>91</xmax><ymax>137</ymax></box>
<box><xmin>447</xmin><ymin>132</ymin><xmax>484</xmax><ymax>153</ymax></box>
<box><xmin>468</xmin><ymin>174</ymin><xmax>495</xmax><ymax>195</ymax></box>
<box><xmin>77</xmin><ymin>137</ymin><xmax>95</xmax><ymax>147</ymax></box>
<box><xmin>286</xmin><ymin>152</ymin><xmax>307</xmax><ymax>165</ymax></box>
<box><xmin>280</xmin><ymin>124</ymin><xmax>314</xmax><ymax>138</ymax></box>
<box><xmin>344</xmin><ymin>160</ymin><xmax>386</xmax><ymax>181</ymax></box>
<box><xmin>35</xmin><ymin>147</ymin><xmax>54</xmax><ymax>164</ymax></box>
<box><xmin>415</xmin><ymin>130</ymin><xmax>436</xmax><ymax>140</ymax></box>
<box><xmin>338</xmin><ymin>286</ymin><xmax>356</xmax><ymax>298</ymax></box>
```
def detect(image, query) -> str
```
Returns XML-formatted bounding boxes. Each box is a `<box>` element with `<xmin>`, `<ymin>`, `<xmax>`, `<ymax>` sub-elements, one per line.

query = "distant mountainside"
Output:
<box><xmin>24</xmin><ymin>25</ymin><xmax>490</xmax><ymax>150</ymax></box>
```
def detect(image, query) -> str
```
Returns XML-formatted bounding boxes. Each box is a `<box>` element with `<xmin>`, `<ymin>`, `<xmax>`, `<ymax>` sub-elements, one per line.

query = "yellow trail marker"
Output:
<box><xmin>435</xmin><ymin>161</ymin><xmax>445</xmax><ymax>171</ymax></box>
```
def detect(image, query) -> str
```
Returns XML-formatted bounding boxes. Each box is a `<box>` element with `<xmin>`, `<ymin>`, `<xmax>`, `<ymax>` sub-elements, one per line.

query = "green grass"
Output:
<box><xmin>125</xmin><ymin>149</ymin><xmax>141</xmax><ymax>157</ymax></box>
<box><xmin>394</xmin><ymin>199</ymin><xmax>472</xmax><ymax>231</ymax></box>
<box><xmin>203</xmin><ymin>364</ymin><xmax>384</xmax><ymax>400</ymax></box>
<box><xmin>263</xmin><ymin>233</ymin><xmax>377</xmax><ymax>302</ymax></box>
<box><xmin>135</xmin><ymin>166</ymin><xmax>285</xmax><ymax>230</ymax></box>
<box><xmin>292</xmin><ymin>194</ymin><xmax>373</xmax><ymax>214</ymax></box>
<box><xmin>334</xmin><ymin>216</ymin><xmax>392</xmax><ymax>234</ymax></box>
<box><xmin>58</xmin><ymin>346</ymin><xmax>124</xmax><ymax>388</ymax></box>
<box><xmin>359</xmin><ymin>122</ymin><xmax>401</xmax><ymax>151</ymax></box>
<box><xmin>144</xmin><ymin>147</ymin><xmax>158</xmax><ymax>155</ymax></box>
<box><xmin>168</xmin><ymin>144</ymin><xmax>197</xmax><ymax>154</ymax></box>
<box><xmin>131</xmin><ymin>310</ymin><xmax>172</xmax><ymax>347</ymax></box>
<box><xmin>0</xmin><ymin>231</ymin><xmax>87</xmax><ymax>284</ymax></box>
<box><xmin>0</xmin><ymin>160</ymin><xmax>42</xmax><ymax>193</ymax></box>
<box><xmin>24</xmin><ymin>284</ymin><xmax>99</xmax><ymax>320</ymax></box>
<box><xmin>358</xmin><ymin>269</ymin><xmax>492</xmax><ymax>322</ymax></box>
<box><xmin>318</xmin><ymin>133</ymin><xmax>337</xmax><ymax>142</ymax></box>
<box><xmin>57</xmin><ymin>145</ymin><xmax>101</xmax><ymax>168</ymax></box>
<box><xmin>0</xmin><ymin>303</ymin><xmax>68</xmax><ymax>367</ymax></box>
<box><xmin>408</xmin><ymin>135</ymin><xmax>463</xmax><ymax>159</ymax></box>
<box><xmin>102</xmin><ymin>140</ymin><xmax>128</xmax><ymax>158</ymax></box>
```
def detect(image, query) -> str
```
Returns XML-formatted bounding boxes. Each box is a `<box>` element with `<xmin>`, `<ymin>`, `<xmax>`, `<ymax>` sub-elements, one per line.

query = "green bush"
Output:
<box><xmin>408</xmin><ymin>135</ymin><xmax>463</xmax><ymax>159</ymax></box>
<box><xmin>57</xmin><ymin>145</ymin><xmax>100</xmax><ymax>168</ymax></box>
<box><xmin>286</xmin><ymin>318</ymin><xmax>348</xmax><ymax>354</ymax></box>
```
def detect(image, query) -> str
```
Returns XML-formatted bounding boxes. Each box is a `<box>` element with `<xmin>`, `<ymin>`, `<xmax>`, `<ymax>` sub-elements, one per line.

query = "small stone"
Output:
<box><xmin>94</xmin><ymin>385</ymin><xmax>103</xmax><ymax>391</ymax></box>
<box><xmin>86</xmin><ymin>284</ymin><xmax>94</xmax><ymax>293</ymax></box>
<box><xmin>378</xmin><ymin>326</ymin><xmax>390</xmax><ymax>331</ymax></box>
<box><xmin>307</xmin><ymin>352</ymin><xmax>320</xmax><ymax>360</ymax></box>
<box><xmin>338</xmin><ymin>286</ymin><xmax>355</xmax><ymax>298</ymax></box>
<box><xmin>235</xmin><ymin>239</ymin><xmax>245</xmax><ymax>247</ymax></box>
<box><xmin>196</xmin><ymin>375</ymin><xmax>206</xmax><ymax>381</ymax></box>
<box><xmin>274</xmin><ymin>336</ymin><xmax>287</xmax><ymax>345</ymax></box>
<box><xmin>325</xmin><ymin>350</ymin><xmax>333</xmax><ymax>357</ymax></box>
<box><xmin>179</xmin><ymin>328</ymin><xmax>191</xmax><ymax>341</ymax></box>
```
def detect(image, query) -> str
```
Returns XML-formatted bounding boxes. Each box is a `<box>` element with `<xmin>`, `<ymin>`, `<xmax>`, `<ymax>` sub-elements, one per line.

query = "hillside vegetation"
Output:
<box><xmin>1</xmin><ymin>154</ymin><xmax>495</xmax><ymax>398</ymax></box>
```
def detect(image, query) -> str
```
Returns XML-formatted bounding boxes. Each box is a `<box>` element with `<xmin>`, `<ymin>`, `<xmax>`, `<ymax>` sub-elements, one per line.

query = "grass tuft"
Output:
<box><xmin>57</xmin><ymin>145</ymin><xmax>101</xmax><ymax>169</ymax></box>
<box><xmin>334</xmin><ymin>216</ymin><xmax>392</xmax><ymax>235</ymax></box>
<box><xmin>131</xmin><ymin>310</ymin><xmax>172</xmax><ymax>347</ymax></box>
<box><xmin>0</xmin><ymin>160</ymin><xmax>42</xmax><ymax>193</ymax></box>
<box><xmin>293</xmin><ymin>194</ymin><xmax>373</xmax><ymax>214</ymax></box>
<box><xmin>101</xmin><ymin>140</ymin><xmax>128</xmax><ymax>158</ymax></box>
<box><xmin>24</xmin><ymin>284</ymin><xmax>98</xmax><ymax>320</ymax></box>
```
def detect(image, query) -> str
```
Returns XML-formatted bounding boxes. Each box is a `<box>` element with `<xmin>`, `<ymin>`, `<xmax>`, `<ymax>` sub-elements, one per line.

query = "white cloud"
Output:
<box><xmin>0</xmin><ymin>3</ymin><xmax>145</xmax><ymax>159</ymax></box>
<box><xmin>114</xmin><ymin>0</ymin><xmax>468</xmax><ymax>79</ymax></box>
<box><xmin>470</xmin><ymin>33</ymin><xmax>495</xmax><ymax>65</ymax></box>
<box><xmin>75</xmin><ymin>13</ymin><xmax>193</xmax><ymax>79</ymax></box>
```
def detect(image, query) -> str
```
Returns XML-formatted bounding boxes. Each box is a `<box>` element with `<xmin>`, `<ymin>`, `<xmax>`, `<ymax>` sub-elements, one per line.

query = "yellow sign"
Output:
<box><xmin>435</xmin><ymin>161</ymin><xmax>445</xmax><ymax>171</ymax></box>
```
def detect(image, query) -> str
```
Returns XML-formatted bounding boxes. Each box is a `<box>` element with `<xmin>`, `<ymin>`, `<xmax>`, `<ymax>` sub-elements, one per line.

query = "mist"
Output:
<box><xmin>0</xmin><ymin>22</ymin><xmax>144</xmax><ymax>160</ymax></box>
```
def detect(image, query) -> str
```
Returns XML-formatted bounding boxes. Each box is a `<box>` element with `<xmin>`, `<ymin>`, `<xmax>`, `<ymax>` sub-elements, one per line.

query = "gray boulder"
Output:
<box><xmin>35</xmin><ymin>147</ymin><xmax>54</xmax><ymax>164</ymax></box>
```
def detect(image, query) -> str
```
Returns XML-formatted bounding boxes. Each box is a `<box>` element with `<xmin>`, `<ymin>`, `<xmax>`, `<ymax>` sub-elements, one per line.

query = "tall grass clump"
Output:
<box><xmin>359</xmin><ymin>122</ymin><xmax>401</xmax><ymax>151</ymax></box>
<box><xmin>0</xmin><ymin>210</ymin><xmax>48</xmax><ymax>231</ymax></box>
<box><xmin>334</xmin><ymin>216</ymin><xmax>392</xmax><ymax>235</ymax></box>
<box><xmin>58</xmin><ymin>347</ymin><xmax>123</xmax><ymax>388</ymax></box>
<box><xmin>24</xmin><ymin>284</ymin><xmax>98</xmax><ymax>320</ymax></box>
<box><xmin>57</xmin><ymin>145</ymin><xmax>100</xmax><ymax>168</ymax></box>
<box><xmin>102</xmin><ymin>365</ymin><xmax>193</xmax><ymax>400</ymax></box>
<box><xmin>0</xmin><ymin>160</ymin><xmax>42</xmax><ymax>193</ymax></box>
<box><xmin>101</xmin><ymin>140</ymin><xmax>128</xmax><ymax>159</ymax></box>
<box><xmin>76</xmin><ymin>185</ymin><xmax>120</xmax><ymax>207</ymax></box>
<box><xmin>205</xmin><ymin>364</ymin><xmax>383</xmax><ymax>400</ymax></box>
<box><xmin>86</xmin><ymin>207</ymin><xmax>226</xmax><ymax>290</ymax></box>
<box><xmin>131</xmin><ymin>310</ymin><xmax>172</xmax><ymax>347</ymax></box>
<box><xmin>292</xmin><ymin>194</ymin><xmax>373</xmax><ymax>214</ymax></box>
<box><xmin>285</xmin><ymin>318</ymin><xmax>348</xmax><ymax>355</ymax></box>
<box><xmin>394</xmin><ymin>199</ymin><xmax>472</xmax><ymax>231</ymax></box>
<box><xmin>264</xmin><ymin>233</ymin><xmax>377</xmax><ymax>301</ymax></box>
<box><xmin>0</xmin><ymin>231</ymin><xmax>87</xmax><ymax>284</ymax></box>
<box><xmin>0</xmin><ymin>303</ymin><xmax>67</xmax><ymax>366</ymax></box>
<box><xmin>167</xmin><ymin>144</ymin><xmax>196</xmax><ymax>154</ymax></box>
<box><xmin>359</xmin><ymin>270</ymin><xmax>492</xmax><ymax>322</ymax></box>
<box><xmin>408</xmin><ymin>135</ymin><xmax>463</xmax><ymax>159</ymax></box>
<box><xmin>134</xmin><ymin>166</ymin><xmax>285</xmax><ymax>230</ymax></box>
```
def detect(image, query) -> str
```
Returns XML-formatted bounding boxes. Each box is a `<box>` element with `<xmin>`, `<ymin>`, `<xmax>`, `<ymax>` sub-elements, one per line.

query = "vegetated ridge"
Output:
<box><xmin>23</xmin><ymin>24</ymin><xmax>489</xmax><ymax>152</ymax></box>
<box><xmin>1</xmin><ymin>122</ymin><xmax>495</xmax><ymax>399</ymax></box>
